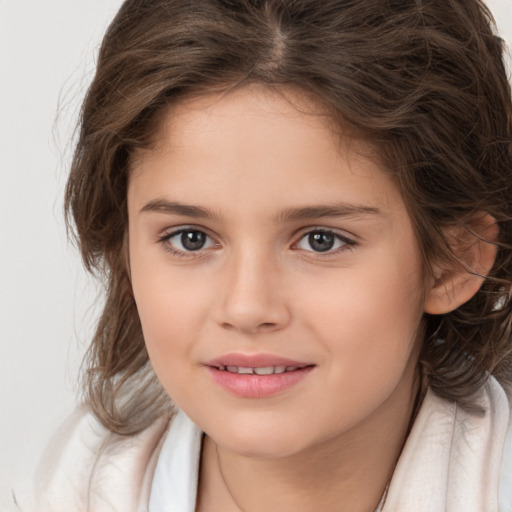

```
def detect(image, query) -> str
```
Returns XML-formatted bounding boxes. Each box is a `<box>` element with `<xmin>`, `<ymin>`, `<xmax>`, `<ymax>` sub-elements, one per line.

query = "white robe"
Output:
<box><xmin>12</xmin><ymin>377</ymin><xmax>512</xmax><ymax>511</ymax></box>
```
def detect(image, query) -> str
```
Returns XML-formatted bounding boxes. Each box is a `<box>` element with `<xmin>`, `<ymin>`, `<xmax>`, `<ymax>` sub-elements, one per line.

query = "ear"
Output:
<box><xmin>424</xmin><ymin>212</ymin><xmax>498</xmax><ymax>315</ymax></box>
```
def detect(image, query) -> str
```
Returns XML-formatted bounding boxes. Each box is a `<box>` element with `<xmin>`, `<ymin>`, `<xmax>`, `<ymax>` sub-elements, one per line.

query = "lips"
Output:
<box><xmin>204</xmin><ymin>353</ymin><xmax>315</xmax><ymax>398</ymax></box>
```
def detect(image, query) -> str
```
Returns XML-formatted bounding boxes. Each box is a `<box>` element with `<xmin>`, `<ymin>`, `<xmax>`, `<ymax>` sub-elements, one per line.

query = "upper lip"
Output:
<box><xmin>205</xmin><ymin>353</ymin><xmax>313</xmax><ymax>368</ymax></box>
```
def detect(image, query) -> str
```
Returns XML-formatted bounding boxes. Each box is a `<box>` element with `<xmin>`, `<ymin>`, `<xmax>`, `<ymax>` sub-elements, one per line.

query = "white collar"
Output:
<box><xmin>149</xmin><ymin>409</ymin><xmax>203</xmax><ymax>512</ymax></box>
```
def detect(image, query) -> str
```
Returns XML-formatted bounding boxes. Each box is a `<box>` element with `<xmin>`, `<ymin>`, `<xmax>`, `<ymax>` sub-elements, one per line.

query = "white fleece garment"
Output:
<box><xmin>149</xmin><ymin>378</ymin><xmax>512</xmax><ymax>512</ymax></box>
<box><xmin>11</xmin><ymin>377</ymin><xmax>511</xmax><ymax>511</ymax></box>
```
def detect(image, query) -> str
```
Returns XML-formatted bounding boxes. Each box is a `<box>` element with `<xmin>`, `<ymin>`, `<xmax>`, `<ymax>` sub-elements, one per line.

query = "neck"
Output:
<box><xmin>197</xmin><ymin>366</ymin><xmax>421</xmax><ymax>512</ymax></box>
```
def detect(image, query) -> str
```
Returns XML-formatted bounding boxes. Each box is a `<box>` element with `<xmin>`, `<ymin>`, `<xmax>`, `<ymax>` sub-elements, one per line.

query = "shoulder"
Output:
<box><xmin>457</xmin><ymin>377</ymin><xmax>512</xmax><ymax>511</ymax></box>
<box><xmin>460</xmin><ymin>377</ymin><xmax>512</xmax><ymax>511</ymax></box>
<box><xmin>15</xmin><ymin>405</ymin><xmax>171</xmax><ymax>512</ymax></box>
<box><xmin>384</xmin><ymin>376</ymin><xmax>511</xmax><ymax>511</ymax></box>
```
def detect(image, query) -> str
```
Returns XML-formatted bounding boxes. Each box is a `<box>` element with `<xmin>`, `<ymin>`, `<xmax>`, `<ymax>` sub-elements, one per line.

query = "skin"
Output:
<box><xmin>127</xmin><ymin>84</ymin><xmax>436</xmax><ymax>511</ymax></box>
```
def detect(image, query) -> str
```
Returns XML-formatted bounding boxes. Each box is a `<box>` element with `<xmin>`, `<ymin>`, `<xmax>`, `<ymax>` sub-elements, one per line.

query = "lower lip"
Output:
<box><xmin>206</xmin><ymin>366</ymin><xmax>314</xmax><ymax>398</ymax></box>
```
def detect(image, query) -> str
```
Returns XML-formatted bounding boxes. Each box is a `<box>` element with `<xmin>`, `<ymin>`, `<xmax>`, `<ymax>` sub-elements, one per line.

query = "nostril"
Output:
<box><xmin>220</xmin><ymin>321</ymin><xmax>278</xmax><ymax>333</ymax></box>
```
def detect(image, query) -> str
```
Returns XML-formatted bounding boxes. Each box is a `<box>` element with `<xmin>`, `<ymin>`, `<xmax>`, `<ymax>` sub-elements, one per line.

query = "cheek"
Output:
<box><xmin>129</xmin><ymin>244</ymin><xmax>209</xmax><ymax>392</ymax></box>
<box><xmin>133</xmin><ymin>273</ymin><xmax>205</xmax><ymax>352</ymax></box>
<box><xmin>130</xmin><ymin>231</ymin><xmax>210</xmax><ymax>338</ymax></box>
<box><xmin>300</xmin><ymin>251</ymin><xmax>425</xmax><ymax>377</ymax></box>
<box><xmin>305</xmin><ymin>255</ymin><xmax>423</xmax><ymax>332</ymax></box>
<box><xmin>134</xmin><ymin>285</ymin><xmax>204</xmax><ymax>404</ymax></box>
<box><xmin>297</xmin><ymin>273</ymin><xmax>423</xmax><ymax>435</ymax></box>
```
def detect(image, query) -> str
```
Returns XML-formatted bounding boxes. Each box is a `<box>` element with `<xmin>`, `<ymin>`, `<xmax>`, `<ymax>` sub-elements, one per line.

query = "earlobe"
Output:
<box><xmin>424</xmin><ymin>212</ymin><xmax>499</xmax><ymax>315</ymax></box>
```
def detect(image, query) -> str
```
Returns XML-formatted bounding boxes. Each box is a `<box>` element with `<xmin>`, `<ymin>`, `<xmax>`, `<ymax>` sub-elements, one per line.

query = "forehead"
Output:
<box><xmin>135</xmin><ymin>84</ymin><xmax>376</xmax><ymax>168</ymax></box>
<box><xmin>128</xmin><ymin>84</ymin><xmax>404</xmax><ymax>218</ymax></box>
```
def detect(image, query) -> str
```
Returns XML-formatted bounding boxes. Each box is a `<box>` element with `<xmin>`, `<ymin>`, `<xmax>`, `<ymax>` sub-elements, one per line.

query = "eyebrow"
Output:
<box><xmin>140</xmin><ymin>199</ymin><xmax>221</xmax><ymax>221</ymax></box>
<box><xmin>140</xmin><ymin>199</ymin><xmax>382</xmax><ymax>222</ymax></box>
<box><xmin>276</xmin><ymin>203</ymin><xmax>382</xmax><ymax>222</ymax></box>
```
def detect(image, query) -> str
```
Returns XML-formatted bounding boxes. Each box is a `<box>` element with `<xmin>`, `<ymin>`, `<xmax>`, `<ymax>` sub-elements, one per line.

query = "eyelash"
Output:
<box><xmin>158</xmin><ymin>226</ymin><xmax>218</xmax><ymax>259</ymax></box>
<box><xmin>157</xmin><ymin>226</ymin><xmax>357</xmax><ymax>259</ymax></box>
<box><xmin>293</xmin><ymin>228</ymin><xmax>357</xmax><ymax>258</ymax></box>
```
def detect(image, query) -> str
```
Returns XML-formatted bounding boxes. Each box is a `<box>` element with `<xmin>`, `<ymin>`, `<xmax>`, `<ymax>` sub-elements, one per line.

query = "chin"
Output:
<box><xmin>207</xmin><ymin>419</ymin><xmax>314</xmax><ymax>459</ymax></box>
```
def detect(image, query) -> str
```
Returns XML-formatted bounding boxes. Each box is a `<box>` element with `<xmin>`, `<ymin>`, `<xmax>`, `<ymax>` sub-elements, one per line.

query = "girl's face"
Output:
<box><xmin>128</xmin><ymin>85</ymin><xmax>426</xmax><ymax>458</ymax></box>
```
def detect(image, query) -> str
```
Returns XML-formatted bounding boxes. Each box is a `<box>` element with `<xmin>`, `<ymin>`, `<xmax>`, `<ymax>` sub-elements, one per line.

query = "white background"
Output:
<box><xmin>1</xmin><ymin>0</ymin><xmax>511</xmax><ymax>505</ymax></box>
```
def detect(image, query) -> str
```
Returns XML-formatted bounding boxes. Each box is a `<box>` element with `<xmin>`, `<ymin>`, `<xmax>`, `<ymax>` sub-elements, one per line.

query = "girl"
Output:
<box><xmin>21</xmin><ymin>0</ymin><xmax>512</xmax><ymax>510</ymax></box>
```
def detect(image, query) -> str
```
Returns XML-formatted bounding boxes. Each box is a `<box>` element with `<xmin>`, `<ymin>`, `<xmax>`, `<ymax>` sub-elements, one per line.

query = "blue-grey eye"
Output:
<box><xmin>181</xmin><ymin>230</ymin><xmax>207</xmax><ymax>250</ymax></box>
<box><xmin>165</xmin><ymin>229</ymin><xmax>216</xmax><ymax>252</ymax></box>
<box><xmin>296</xmin><ymin>230</ymin><xmax>349</xmax><ymax>253</ymax></box>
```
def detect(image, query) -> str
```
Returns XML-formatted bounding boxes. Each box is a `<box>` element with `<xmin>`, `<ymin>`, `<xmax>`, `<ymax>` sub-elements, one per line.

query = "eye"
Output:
<box><xmin>159</xmin><ymin>228</ymin><xmax>218</xmax><ymax>254</ymax></box>
<box><xmin>295</xmin><ymin>229</ymin><xmax>354</xmax><ymax>253</ymax></box>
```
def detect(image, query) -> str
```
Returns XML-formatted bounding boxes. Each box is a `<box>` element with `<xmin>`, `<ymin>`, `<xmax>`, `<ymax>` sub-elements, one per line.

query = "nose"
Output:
<box><xmin>214</xmin><ymin>249</ymin><xmax>291</xmax><ymax>335</ymax></box>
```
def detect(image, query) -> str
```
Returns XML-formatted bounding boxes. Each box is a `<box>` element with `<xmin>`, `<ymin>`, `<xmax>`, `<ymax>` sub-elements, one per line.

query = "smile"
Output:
<box><xmin>216</xmin><ymin>365</ymin><xmax>304</xmax><ymax>375</ymax></box>
<box><xmin>205</xmin><ymin>355</ymin><xmax>315</xmax><ymax>398</ymax></box>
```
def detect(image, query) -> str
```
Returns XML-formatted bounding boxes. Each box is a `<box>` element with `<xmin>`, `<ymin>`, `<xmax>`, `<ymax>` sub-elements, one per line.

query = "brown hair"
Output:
<box><xmin>65</xmin><ymin>0</ymin><xmax>512</xmax><ymax>434</ymax></box>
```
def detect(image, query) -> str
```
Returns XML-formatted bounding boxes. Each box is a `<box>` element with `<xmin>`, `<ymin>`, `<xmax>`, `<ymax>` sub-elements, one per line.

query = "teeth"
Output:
<box><xmin>220</xmin><ymin>365</ymin><xmax>302</xmax><ymax>375</ymax></box>
<box><xmin>254</xmin><ymin>366</ymin><xmax>274</xmax><ymax>375</ymax></box>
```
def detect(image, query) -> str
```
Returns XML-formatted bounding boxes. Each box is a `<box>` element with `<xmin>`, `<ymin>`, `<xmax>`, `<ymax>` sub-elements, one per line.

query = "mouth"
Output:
<box><xmin>212</xmin><ymin>364</ymin><xmax>308</xmax><ymax>375</ymax></box>
<box><xmin>204</xmin><ymin>354</ymin><xmax>315</xmax><ymax>398</ymax></box>
<box><xmin>205</xmin><ymin>353</ymin><xmax>313</xmax><ymax>369</ymax></box>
